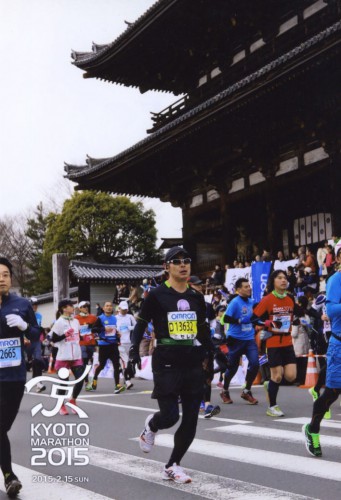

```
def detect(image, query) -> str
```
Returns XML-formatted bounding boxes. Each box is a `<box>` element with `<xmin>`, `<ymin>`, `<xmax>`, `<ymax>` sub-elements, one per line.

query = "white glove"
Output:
<box><xmin>6</xmin><ymin>314</ymin><xmax>28</xmax><ymax>331</ymax></box>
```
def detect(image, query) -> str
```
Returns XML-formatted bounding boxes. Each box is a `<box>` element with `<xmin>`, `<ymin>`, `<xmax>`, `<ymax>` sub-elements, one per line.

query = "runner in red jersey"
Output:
<box><xmin>253</xmin><ymin>270</ymin><xmax>299</xmax><ymax>417</ymax></box>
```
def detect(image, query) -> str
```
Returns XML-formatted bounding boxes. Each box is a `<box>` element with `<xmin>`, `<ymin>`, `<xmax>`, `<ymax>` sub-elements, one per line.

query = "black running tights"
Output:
<box><xmin>310</xmin><ymin>387</ymin><xmax>341</xmax><ymax>433</ymax></box>
<box><xmin>151</xmin><ymin>392</ymin><xmax>202</xmax><ymax>468</ymax></box>
<box><xmin>0</xmin><ymin>381</ymin><xmax>25</xmax><ymax>476</ymax></box>
<box><xmin>57</xmin><ymin>365</ymin><xmax>85</xmax><ymax>400</ymax></box>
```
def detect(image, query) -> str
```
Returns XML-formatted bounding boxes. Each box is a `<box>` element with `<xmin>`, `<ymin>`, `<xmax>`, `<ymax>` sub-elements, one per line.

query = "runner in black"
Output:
<box><xmin>129</xmin><ymin>247</ymin><xmax>213</xmax><ymax>484</ymax></box>
<box><xmin>0</xmin><ymin>257</ymin><xmax>40</xmax><ymax>498</ymax></box>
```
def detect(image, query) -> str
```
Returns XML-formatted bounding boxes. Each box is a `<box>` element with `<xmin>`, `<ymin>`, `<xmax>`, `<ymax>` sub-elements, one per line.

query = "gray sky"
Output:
<box><xmin>0</xmin><ymin>0</ymin><xmax>182</xmax><ymax>242</ymax></box>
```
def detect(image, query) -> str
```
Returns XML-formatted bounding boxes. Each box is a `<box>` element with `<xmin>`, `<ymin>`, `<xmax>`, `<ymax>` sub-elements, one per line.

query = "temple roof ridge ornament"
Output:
<box><xmin>65</xmin><ymin>20</ymin><xmax>341</xmax><ymax>182</ymax></box>
<box><xmin>71</xmin><ymin>0</ymin><xmax>173</xmax><ymax>67</ymax></box>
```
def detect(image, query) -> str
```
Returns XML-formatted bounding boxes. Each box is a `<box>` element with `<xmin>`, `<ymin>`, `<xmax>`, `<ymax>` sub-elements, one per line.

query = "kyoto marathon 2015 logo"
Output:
<box><xmin>25</xmin><ymin>366</ymin><xmax>92</xmax><ymax>469</ymax></box>
<box><xmin>25</xmin><ymin>365</ymin><xmax>91</xmax><ymax>418</ymax></box>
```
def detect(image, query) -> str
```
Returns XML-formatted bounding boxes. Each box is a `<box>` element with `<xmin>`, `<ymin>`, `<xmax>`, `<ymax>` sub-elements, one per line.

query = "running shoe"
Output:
<box><xmin>302</xmin><ymin>423</ymin><xmax>322</xmax><ymax>457</ymax></box>
<box><xmin>241</xmin><ymin>390</ymin><xmax>258</xmax><ymax>405</ymax></box>
<box><xmin>68</xmin><ymin>398</ymin><xmax>78</xmax><ymax>415</ymax></box>
<box><xmin>126</xmin><ymin>380</ymin><xmax>134</xmax><ymax>390</ymax></box>
<box><xmin>263</xmin><ymin>381</ymin><xmax>270</xmax><ymax>404</ymax></box>
<box><xmin>114</xmin><ymin>384</ymin><xmax>126</xmax><ymax>394</ymax></box>
<box><xmin>59</xmin><ymin>404</ymin><xmax>69</xmax><ymax>416</ymax></box>
<box><xmin>139</xmin><ymin>414</ymin><xmax>156</xmax><ymax>453</ymax></box>
<box><xmin>220</xmin><ymin>390</ymin><xmax>233</xmax><ymax>404</ymax></box>
<box><xmin>204</xmin><ymin>404</ymin><xmax>221</xmax><ymax>419</ymax></box>
<box><xmin>4</xmin><ymin>473</ymin><xmax>22</xmax><ymax>498</ymax></box>
<box><xmin>163</xmin><ymin>463</ymin><xmax>192</xmax><ymax>484</ymax></box>
<box><xmin>36</xmin><ymin>382</ymin><xmax>46</xmax><ymax>393</ymax></box>
<box><xmin>92</xmin><ymin>380</ymin><xmax>97</xmax><ymax>390</ymax></box>
<box><xmin>266</xmin><ymin>405</ymin><xmax>284</xmax><ymax>417</ymax></box>
<box><xmin>216</xmin><ymin>381</ymin><xmax>224</xmax><ymax>389</ymax></box>
<box><xmin>308</xmin><ymin>387</ymin><xmax>319</xmax><ymax>402</ymax></box>
<box><xmin>199</xmin><ymin>401</ymin><xmax>205</xmax><ymax>414</ymax></box>
<box><xmin>85</xmin><ymin>380</ymin><xmax>93</xmax><ymax>391</ymax></box>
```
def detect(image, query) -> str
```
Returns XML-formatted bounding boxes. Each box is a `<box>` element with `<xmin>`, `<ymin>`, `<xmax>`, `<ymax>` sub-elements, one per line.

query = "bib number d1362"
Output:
<box><xmin>167</xmin><ymin>311</ymin><xmax>197</xmax><ymax>340</ymax></box>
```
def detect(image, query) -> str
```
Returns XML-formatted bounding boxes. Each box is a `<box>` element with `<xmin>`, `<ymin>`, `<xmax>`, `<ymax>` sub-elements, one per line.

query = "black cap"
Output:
<box><xmin>58</xmin><ymin>298</ymin><xmax>75</xmax><ymax>310</ymax></box>
<box><xmin>188</xmin><ymin>276</ymin><xmax>203</xmax><ymax>285</ymax></box>
<box><xmin>164</xmin><ymin>246</ymin><xmax>190</xmax><ymax>262</ymax></box>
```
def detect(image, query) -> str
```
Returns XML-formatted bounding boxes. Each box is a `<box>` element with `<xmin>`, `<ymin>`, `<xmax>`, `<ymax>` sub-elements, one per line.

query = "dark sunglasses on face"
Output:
<box><xmin>167</xmin><ymin>258</ymin><xmax>192</xmax><ymax>265</ymax></box>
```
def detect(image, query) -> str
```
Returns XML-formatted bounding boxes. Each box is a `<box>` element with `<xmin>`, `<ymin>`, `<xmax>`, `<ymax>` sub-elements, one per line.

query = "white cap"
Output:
<box><xmin>118</xmin><ymin>301</ymin><xmax>129</xmax><ymax>310</ymax></box>
<box><xmin>79</xmin><ymin>301</ymin><xmax>90</xmax><ymax>308</ymax></box>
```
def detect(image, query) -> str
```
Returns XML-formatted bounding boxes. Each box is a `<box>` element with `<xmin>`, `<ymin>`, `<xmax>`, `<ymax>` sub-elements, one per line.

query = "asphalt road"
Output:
<box><xmin>2</xmin><ymin>374</ymin><xmax>341</xmax><ymax>500</ymax></box>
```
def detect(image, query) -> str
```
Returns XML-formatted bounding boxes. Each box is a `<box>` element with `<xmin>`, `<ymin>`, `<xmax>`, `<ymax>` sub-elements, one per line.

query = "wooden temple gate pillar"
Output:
<box><xmin>324</xmin><ymin>140</ymin><xmax>341</xmax><ymax>236</ymax></box>
<box><xmin>181</xmin><ymin>206</ymin><xmax>197</xmax><ymax>266</ymax></box>
<box><xmin>219</xmin><ymin>189</ymin><xmax>235</xmax><ymax>266</ymax></box>
<box><xmin>261</xmin><ymin>164</ymin><xmax>282</xmax><ymax>257</ymax></box>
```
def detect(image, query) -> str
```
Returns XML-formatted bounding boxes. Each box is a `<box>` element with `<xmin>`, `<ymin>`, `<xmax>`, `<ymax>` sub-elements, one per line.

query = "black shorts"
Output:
<box><xmin>151</xmin><ymin>346</ymin><xmax>205</xmax><ymax>399</ymax></box>
<box><xmin>98</xmin><ymin>344</ymin><xmax>119</xmax><ymax>366</ymax></box>
<box><xmin>266</xmin><ymin>345</ymin><xmax>296</xmax><ymax>368</ymax></box>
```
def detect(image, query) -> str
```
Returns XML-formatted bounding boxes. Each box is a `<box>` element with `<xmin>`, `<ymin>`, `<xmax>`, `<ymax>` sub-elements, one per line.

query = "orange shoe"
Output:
<box><xmin>241</xmin><ymin>390</ymin><xmax>258</xmax><ymax>405</ymax></box>
<box><xmin>220</xmin><ymin>390</ymin><xmax>233</xmax><ymax>404</ymax></box>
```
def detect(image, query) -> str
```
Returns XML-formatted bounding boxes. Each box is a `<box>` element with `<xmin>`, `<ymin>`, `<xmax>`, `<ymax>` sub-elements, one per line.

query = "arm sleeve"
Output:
<box><xmin>223</xmin><ymin>300</ymin><xmax>239</xmax><ymax>324</ymax></box>
<box><xmin>91</xmin><ymin>317</ymin><xmax>104</xmax><ymax>334</ymax></box>
<box><xmin>196</xmin><ymin>295</ymin><xmax>215</xmax><ymax>351</ymax></box>
<box><xmin>223</xmin><ymin>315</ymin><xmax>239</xmax><ymax>324</ymax></box>
<box><xmin>51</xmin><ymin>332</ymin><xmax>66</xmax><ymax>343</ymax></box>
<box><xmin>131</xmin><ymin>294</ymin><xmax>155</xmax><ymax>347</ymax></box>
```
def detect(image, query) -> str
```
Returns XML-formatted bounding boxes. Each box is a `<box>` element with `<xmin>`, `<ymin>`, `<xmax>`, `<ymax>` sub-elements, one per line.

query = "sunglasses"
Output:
<box><xmin>167</xmin><ymin>258</ymin><xmax>192</xmax><ymax>265</ymax></box>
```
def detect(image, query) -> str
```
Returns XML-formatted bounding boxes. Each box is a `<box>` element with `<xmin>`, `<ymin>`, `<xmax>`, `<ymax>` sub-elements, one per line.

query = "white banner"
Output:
<box><xmin>273</xmin><ymin>258</ymin><xmax>298</xmax><ymax>271</ymax></box>
<box><xmin>225</xmin><ymin>267</ymin><xmax>251</xmax><ymax>293</ymax></box>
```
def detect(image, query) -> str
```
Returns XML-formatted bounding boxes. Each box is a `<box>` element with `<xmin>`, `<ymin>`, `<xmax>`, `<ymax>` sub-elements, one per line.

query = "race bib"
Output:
<box><xmin>241</xmin><ymin>324</ymin><xmax>252</xmax><ymax>332</ymax></box>
<box><xmin>80</xmin><ymin>324</ymin><xmax>94</xmax><ymax>342</ymax></box>
<box><xmin>0</xmin><ymin>337</ymin><xmax>21</xmax><ymax>368</ymax></box>
<box><xmin>80</xmin><ymin>324</ymin><xmax>90</xmax><ymax>335</ymax></box>
<box><xmin>167</xmin><ymin>311</ymin><xmax>197</xmax><ymax>340</ymax></box>
<box><xmin>105</xmin><ymin>325</ymin><xmax>117</xmax><ymax>337</ymax></box>
<box><xmin>271</xmin><ymin>314</ymin><xmax>291</xmax><ymax>333</ymax></box>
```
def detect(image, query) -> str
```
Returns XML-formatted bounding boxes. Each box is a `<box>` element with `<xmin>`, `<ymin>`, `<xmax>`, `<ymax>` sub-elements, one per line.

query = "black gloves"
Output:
<box><xmin>213</xmin><ymin>349</ymin><xmax>229</xmax><ymax>373</ymax></box>
<box><xmin>129</xmin><ymin>345</ymin><xmax>141</xmax><ymax>370</ymax></box>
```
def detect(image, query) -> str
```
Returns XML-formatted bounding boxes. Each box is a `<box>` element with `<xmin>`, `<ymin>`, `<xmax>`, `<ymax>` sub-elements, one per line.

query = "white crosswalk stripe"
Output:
<box><xmin>138</xmin><ymin>433</ymin><xmax>341</xmax><ymax>482</ymax></box>
<box><xmin>209</xmin><ymin>423</ymin><xmax>341</xmax><ymax>448</ymax></box>
<box><xmin>0</xmin><ymin>447</ymin><xmax>310</xmax><ymax>500</ymax></box>
<box><xmin>81</xmin><ymin>445</ymin><xmax>308</xmax><ymax>499</ymax></box>
<box><xmin>276</xmin><ymin>417</ymin><xmax>341</xmax><ymax>429</ymax></box>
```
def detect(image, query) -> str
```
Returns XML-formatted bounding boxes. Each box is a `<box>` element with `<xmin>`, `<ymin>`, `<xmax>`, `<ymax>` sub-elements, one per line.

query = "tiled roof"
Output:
<box><xmin>66</xmin><ymin>20</ymin><xmax>341</xmax><ymax>181</ymax></box>
<box><xmin>71</xmin><ymin>0</ymin><xmax>173</xmax><ymax>66</ymax></box>
<box><xmin>69</xmin><ymin>260</ymin><xmax>163</xmax><ymax>282</ymax></box>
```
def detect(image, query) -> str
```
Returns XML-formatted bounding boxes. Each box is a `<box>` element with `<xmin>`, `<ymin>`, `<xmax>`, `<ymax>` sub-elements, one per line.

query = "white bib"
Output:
<box><xmin>0</xmin><ymin>337</ymin><xmax>22</xmax><ymax>368</ymax></box>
